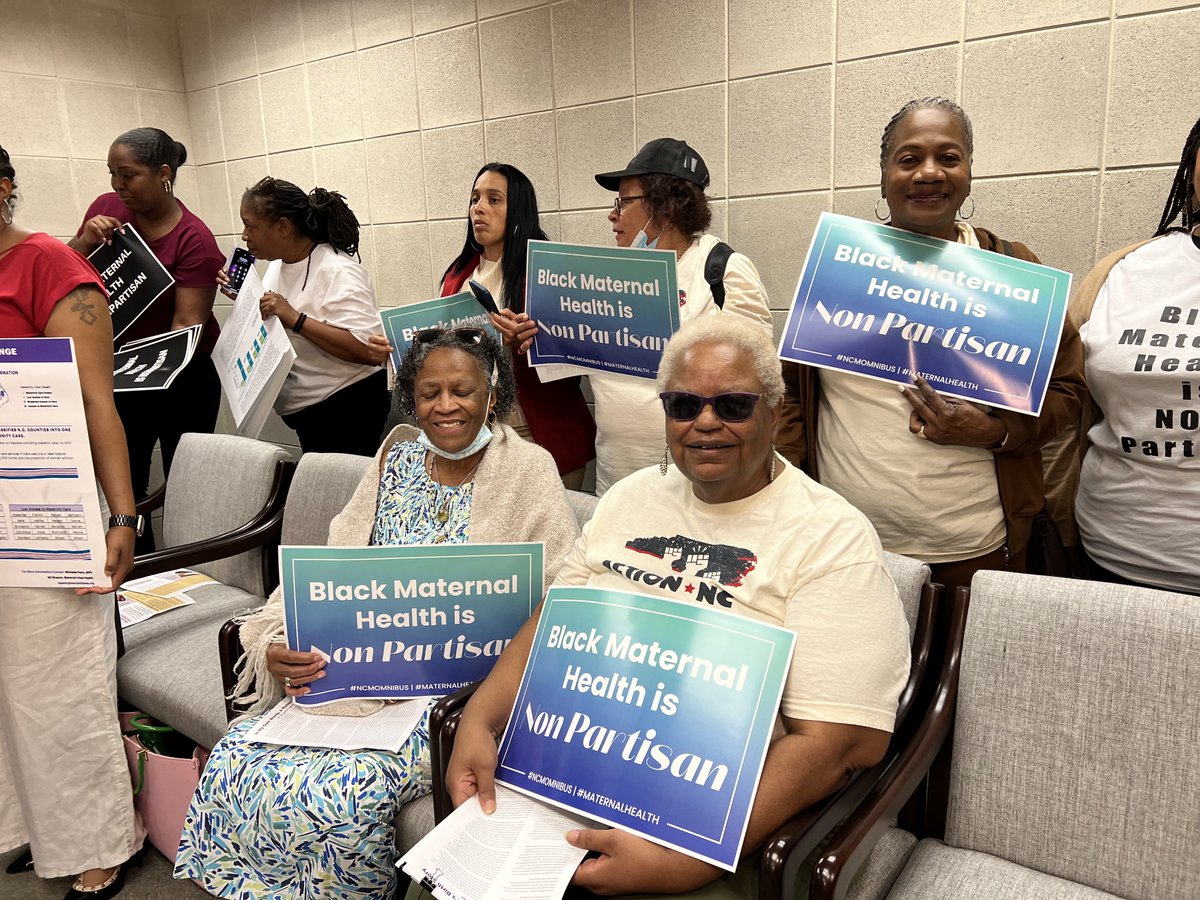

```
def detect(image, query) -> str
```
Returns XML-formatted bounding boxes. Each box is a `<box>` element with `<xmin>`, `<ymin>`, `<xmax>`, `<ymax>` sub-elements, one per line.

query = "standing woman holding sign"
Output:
<box><xmin>69</xmin><ymin>127</ymin><xmax>223</xmax><ymax>546</ymax></box>
<box><xmin>590</xmin><ymin>139</ymin><xmax>773</xmax><ymax>495</ymax></box>
<box><xmin>236</xmin><ymin>177</ymin><xmax>391</xmax><ymax>455</ymax></box>
<box><xmin>0</xmin><ymin>147</ymin><xmax>144</xmax><ymax>899</ymax></box>
<box><xmin>778</xmin><ymin>98</ymin><xmax>1085</xmax><ymax>593</ymax></box>
<box><xmin>439</xmin><ymin>162</ymin><xmax>595</xmax><ymax>488</ymax></box>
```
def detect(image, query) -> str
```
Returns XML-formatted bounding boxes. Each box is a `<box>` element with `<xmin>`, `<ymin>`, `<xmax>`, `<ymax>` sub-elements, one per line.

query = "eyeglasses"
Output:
<box><xmin>659</xmin><ymin>391</ymin><xmax>763</xmax><ymax>423</ymax></box>
<box><xmin>612</xmin><ymin>195</ymin><xmax>645</xmax><ymax>214</ymax></box>
<box><xmin>413</xmin><ymin>327</ymin><xmax>485</xmax><ymax>346</ymax></box>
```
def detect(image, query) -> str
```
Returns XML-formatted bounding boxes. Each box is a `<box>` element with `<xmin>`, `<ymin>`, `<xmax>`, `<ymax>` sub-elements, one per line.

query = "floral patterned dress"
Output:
<box><xmin>174</xmin><ymin>441</ymin><xmax>473</xmax><ymax>899</ymax></box>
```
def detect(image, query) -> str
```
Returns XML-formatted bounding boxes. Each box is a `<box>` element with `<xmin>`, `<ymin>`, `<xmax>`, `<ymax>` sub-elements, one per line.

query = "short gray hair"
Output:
<box><xmin>657</xmin><ymin>315</ymin><xmax>784</xmax><ymax>405</ymax></box>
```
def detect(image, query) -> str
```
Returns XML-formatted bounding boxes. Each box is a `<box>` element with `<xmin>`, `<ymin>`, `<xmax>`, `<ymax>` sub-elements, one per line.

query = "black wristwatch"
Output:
<box><xmin>108</xmin><ymin>514</ymin><xmax>146</xmax><ymax>536</ymax></box>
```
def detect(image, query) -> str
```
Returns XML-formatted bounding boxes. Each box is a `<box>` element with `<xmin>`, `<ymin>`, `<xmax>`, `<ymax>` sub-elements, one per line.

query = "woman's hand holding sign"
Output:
<box><xmin>266</xmin><ymin>643</ymin><xmax>326</xmax><ymax>697</ymax></box>
<box><xmin>490</xmin><ymin>309</ymin><xmax>538</xmax><ymax>354</ymax></box>
<box><xmin>902</xmin><ymin>375</ymin><xmax>1008</xmax><ymax>448</ymax></box>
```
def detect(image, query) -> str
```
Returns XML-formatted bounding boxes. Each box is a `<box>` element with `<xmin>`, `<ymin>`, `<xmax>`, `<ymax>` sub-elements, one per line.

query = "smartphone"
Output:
<box><xmin>221</xmin><ymin>248</ymin><xmax>256</xmax><ymax>298</ymax></box>
<box><xmin>468</xmin><ymin>279</ymin><xmax>499</xmax><ymax>315</ymax></box>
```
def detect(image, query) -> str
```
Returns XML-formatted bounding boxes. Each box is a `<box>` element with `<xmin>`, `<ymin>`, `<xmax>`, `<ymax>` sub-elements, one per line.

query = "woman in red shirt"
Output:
<box><xmin>0</xmin><ymin>146</ymin><xmax>143</xmax><ymax>899</ymax></box>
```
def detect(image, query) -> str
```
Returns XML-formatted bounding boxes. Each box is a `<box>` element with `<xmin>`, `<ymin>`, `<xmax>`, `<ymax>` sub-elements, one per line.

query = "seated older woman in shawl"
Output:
<box><xmin>175</xmin><ymin>327</ymin><xmax>580</xmax><ymax>900</ymax></box>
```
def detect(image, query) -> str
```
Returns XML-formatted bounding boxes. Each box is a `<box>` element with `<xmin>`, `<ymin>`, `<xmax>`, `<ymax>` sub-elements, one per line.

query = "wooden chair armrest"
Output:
<box><xmin>429</xmin><ymin>681</ymin><xmax>483</xmax><ymax>823</ymax></box>
<box><xmin>808</xmin><ymin>588</ymin><xmax>970</xmax><ymax>900</ymax></box>
<box><xmin>758</xmin><ymin>583</ymin><xmax>941</xmax><ymax>898</ymax></box>
<box><xmin>136</xmin><ymin>482</ymin><xmax>167</xmax><ymax>517</ymax></box>
<box><xmin>218</xmin><ymin>618</ymin><xmax>247</xmax><ymax>723</ymax></box>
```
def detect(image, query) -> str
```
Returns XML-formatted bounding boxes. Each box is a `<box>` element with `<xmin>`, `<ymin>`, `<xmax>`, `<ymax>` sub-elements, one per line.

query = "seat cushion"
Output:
<box><xmin>886</xmin><ymin>840</ymin><xmax>1121</xmax><ymax>900</ymax></box>
<box><xmin>395</xmin><ymin>794</ymin><xmax>436</xmax><ymax>854</ymax></box>
<box><xmin>117</xmin><ymin>613</ymin><xmax>253</xmax><ymax>750</ymax></box>
<box><xmin>120</xmin><ymin>581</ymin><xmax>265</xmax><ymax>653</ymax></box>
<box><xmin>847</xmin><ymin>827</ymin><xmax>919</xmax><ymax>900</ymax></box>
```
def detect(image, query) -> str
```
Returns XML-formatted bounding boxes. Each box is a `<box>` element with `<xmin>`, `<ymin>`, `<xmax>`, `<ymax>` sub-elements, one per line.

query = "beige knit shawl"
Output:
<box><xmin>232</xmin><ymin>423</ymin><xmax>580</xmax><ymax>719</ymax></box>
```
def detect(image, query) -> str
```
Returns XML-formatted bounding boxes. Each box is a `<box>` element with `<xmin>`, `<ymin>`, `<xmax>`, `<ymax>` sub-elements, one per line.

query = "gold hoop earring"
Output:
<box><xmin>0</xmin><ymin>199</ymin><xmax>12</xmax><ymax>227</ymax></box>
<box><xmin>874</xmin><ymin>197</ymin><xmax>890</xmax><ymax>221</ymax></box>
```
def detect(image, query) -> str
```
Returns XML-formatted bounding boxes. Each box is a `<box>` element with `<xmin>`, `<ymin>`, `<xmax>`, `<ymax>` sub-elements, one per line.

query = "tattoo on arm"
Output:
<box><xmin>66</xmin><ymin>287</ymin><xmax>98</xmax><ymax>325</ymax></box>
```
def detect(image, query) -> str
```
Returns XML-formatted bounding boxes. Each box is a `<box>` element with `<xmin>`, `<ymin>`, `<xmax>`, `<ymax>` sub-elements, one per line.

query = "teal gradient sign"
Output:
<box><xmin>525</xmin><ymin>241</ymin><xmax>680</xmax><ymax>379</ymax></box>
<box><xmin>379</xmin><ymin>291</ymin><xmax>499</xmax><ymax>370</ymax></box>
<box><xmin>779</xmin><ymin>213</ymin><xmax>1071</xmax><ymax>414</ymax></box>
<box><xmin>496</xmin><ymin>586</ymin><xmax>794</xmax><ymax>871</ymax></box>
<box><xmin>280</xmin><ymin>543</ymin><xmax>542</xmax><ymax>706</ymax></box>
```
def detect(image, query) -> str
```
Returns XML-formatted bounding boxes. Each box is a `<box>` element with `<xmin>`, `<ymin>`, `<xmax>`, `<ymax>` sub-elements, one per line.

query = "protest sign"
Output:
<box><xmin>496</xmin><ymin>586</ymin><xmax>794</xmax><ymax>871</ymax></box>
<box><xmin>280</xmin><ymin>543</ymin><xmax>544</xmax><ymax>706</ymax></box>
<box><xmin>778</xmin><ymin>212</ymin><xmax>1071</xmax><ymax>414</ymax></box>
<box><xmin>87</xmin><ymin>225</ymin><xmax>174</xmax><ymax>342</ymax></box>
<box><xmin>112</xmin><ymin>325</ymin><xmax>201</xmax><ymax>392</ymax></box>
<box><xmin>379</xmin><ymin>291</ymin><xmax>499</xmax><ymax>371</ymax></box>
<box><xmin>212</xmin><ymin>266</ymin><xmax>295</xmax><ymax>438</ymax></box>
<box><xmin>525</xmin><ymin>241</ymin><xmax>680</xmax><ymax>380</ymax></box>
<box><xmin>0</xmin><ymin>338</ymin><xmax>107</xmax><ymax>588</ymax></box>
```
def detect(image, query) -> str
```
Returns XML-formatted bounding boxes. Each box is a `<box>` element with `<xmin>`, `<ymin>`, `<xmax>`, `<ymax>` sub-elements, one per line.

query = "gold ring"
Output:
<box><xmin>918</xmin><ymin>424</ymin><xmax>927</xmax><ymax>439</ymax></box>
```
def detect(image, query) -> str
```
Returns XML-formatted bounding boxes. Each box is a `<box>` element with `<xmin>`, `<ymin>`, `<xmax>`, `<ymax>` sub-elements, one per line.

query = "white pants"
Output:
<box><xmin>0</xmin><ymin>584</ymin><xmax>142</xmax><ymax>877</ymax></box>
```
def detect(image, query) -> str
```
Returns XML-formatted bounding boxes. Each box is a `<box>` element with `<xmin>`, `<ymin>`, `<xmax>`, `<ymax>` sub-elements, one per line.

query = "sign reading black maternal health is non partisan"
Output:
<box><xmin>496</xmin><ymin>586</ymin><xmax>794</xmax><ymax>871</ymax></box>
<box><xmin>87</xmin><ymin>225</ymin><xmax>175</xmax><ymax>343</ymax></box>
<box><xmin>280</xmin><ymin>543</ymin><xmax>543</xmax><ymax>707</ymax></box>
<box><xmin>779</xmin><ymin>213</ymin><xmax>1072</xmax><ymax>415</ymax></box>
<box><xmin>379</xmin><ymin>290</ymin><xmax>501</xmax><ymax>371</ymax></box>
<box><xmin>525</xmin><ymin>241</ymin><xmax>680</xmax><ymax>380</ymax></box>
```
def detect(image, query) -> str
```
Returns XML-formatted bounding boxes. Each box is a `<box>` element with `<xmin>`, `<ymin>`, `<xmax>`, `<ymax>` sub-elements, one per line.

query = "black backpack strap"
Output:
<box><xmin>704</xmin><ymin>241</ymin><xmax>736</xmax><ymax>309</ymax></box>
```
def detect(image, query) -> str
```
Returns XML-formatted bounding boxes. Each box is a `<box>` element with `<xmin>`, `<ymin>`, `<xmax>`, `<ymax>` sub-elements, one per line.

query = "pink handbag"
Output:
<box><xmin>121</xmin><ymin>715</ymin><xmax>209</xmax><ymax>863</ymax></box>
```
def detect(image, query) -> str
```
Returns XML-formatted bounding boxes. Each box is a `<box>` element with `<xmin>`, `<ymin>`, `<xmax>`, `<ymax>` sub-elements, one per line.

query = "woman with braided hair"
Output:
<box><xmin>235</xmin><ymin>177</ymin><xmax>391</xmax><ymax>455</ymax></box>
<box><xmin>1053</xmin><ymin>115</ymin><xmax>1200</xmax><ymax>594</ymax></box>
<box><xmin>71</xmin><ymin>127</ymin><xmax>224</xmax><ymax>546</ymax></box>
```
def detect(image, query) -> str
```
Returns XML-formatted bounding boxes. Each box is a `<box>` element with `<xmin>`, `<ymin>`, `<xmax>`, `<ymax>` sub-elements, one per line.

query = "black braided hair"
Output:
<box><xmin>0</xmin><ymin>144</ymin><xmax>16</xmax><ymax>207</ymax></box>
<box><xmin>1154</xmin><ymin>116</ymin><xmax>1200</xmax><ymax>236</ymax></box>
<box><xmin>880</xmin><ymin>97</ymin><xmax>974</xmax><ymax>172</ymax></box>
<box><xmin>243</xmin><ymin>177</ymin><xmax>361</xmax><ymax>257</ymax></box>
<box><xmin>394</xmin><ymin>329</ymin><xmax>516</xmax><ymax>423</ymax></box>
<box><xmin>112</xmin><ymin>127</ymin><xmax>188</xmax><ymax>182</ymax></box>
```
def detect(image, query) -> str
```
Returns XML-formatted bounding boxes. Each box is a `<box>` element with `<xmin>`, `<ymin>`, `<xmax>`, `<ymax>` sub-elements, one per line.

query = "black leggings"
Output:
<box><xmin>115</xmin><ymin>351</ymin><xmax>221</xmax><ymax>500</ymax></box>
<box><xmin>115</xmin><ymin>351</ymin><xmax>221</xmax><ymax>554</ymax></box>
<box><xmin>281</xmin><ymin>369</ymin><xmax>389</xmax><ymax>456</ymax></box>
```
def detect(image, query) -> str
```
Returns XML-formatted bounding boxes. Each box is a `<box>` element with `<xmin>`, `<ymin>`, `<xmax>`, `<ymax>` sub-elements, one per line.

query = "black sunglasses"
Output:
<box><xmin>413</xmin><ymin>326</ymin><xmax>485</xmax><ymax>346</ymax></box>
<box><xmin>659</xmin><ymin>391</ymin><xmax>762</xmax><ymax>423</ymax></box>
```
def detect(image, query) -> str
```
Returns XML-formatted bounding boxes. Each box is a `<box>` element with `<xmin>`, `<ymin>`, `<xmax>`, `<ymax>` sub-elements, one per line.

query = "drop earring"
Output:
<box><xmin>660</xmin><ymin>446</ymin><xmax>669</xmax><ymax>476</ymax></box>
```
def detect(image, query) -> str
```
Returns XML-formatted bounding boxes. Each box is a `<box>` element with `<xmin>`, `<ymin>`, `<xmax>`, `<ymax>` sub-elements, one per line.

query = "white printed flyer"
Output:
<box><xmin>0</xmin><ymin>337</ymin><xmax>107</xmax><ymax>588</ymax></box>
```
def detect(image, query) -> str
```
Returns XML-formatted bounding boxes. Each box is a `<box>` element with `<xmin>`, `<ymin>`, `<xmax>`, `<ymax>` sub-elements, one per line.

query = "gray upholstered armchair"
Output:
<box><xmin>812</xmin><ymin>571</ymin><xmax>1200</xmax><ymax>900</ymax></box>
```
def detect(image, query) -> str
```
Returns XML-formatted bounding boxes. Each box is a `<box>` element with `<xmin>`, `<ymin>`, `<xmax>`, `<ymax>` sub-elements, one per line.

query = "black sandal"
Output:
<box><xmin>3</xmin><ymin>847</ymin><xmax>33</xmax><ymax>874</ymax></box>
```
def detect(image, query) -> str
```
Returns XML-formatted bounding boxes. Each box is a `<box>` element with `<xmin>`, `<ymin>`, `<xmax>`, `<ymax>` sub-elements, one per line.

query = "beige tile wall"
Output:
<box><xmin>8</xmin><ymin>0</ymin><xmax>1200</xmax><ymax>459</ymax></box>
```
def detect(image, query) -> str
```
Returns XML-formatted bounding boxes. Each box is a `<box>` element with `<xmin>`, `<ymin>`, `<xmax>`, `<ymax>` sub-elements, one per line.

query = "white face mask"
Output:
<box><xmin>631</xmin><ymin>222</ymin><xmax>660</xmax><ymax>250</ymax></box>
<box><xmin>418</xmin><ymin>421</ymin><xmax>494</xmax><ymax>460</ymax></box>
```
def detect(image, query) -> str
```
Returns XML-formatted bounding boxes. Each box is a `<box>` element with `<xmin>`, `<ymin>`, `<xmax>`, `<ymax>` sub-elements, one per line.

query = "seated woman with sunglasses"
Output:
<box><xmin>440</xmin><ymin>316</ymin><xmax>909</xmax><ymax>899</ymax></box>
<box><xmin>174</xmin><ymin>327</ymin><xmax>579</xmax><ymax>900</ymax></box>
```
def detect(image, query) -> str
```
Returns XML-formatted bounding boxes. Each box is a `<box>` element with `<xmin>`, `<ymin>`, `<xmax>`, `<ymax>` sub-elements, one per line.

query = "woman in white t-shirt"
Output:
<box><xmin>779</xmin><ymin>98</ymin><xmax>1085</xmax><ymax>596</ymax></box>
<box><xmin>1064</xmin><ymin>116</ymin><xmax>1200</xmax><ymax>595</ymax></box>
<box><xmin>233</xmin><ymin>177</ymin><xmax>390</xmax><ymax>454</ymax></box>
<box><xmin>436</xmin><ymin>315</ymin><xmax>909</xmax><ymax>899</ymax></box>
<box><xmin>590</xmin><ymin>138</ymin><xmax>773</xmax><ymax>495</ymax></box>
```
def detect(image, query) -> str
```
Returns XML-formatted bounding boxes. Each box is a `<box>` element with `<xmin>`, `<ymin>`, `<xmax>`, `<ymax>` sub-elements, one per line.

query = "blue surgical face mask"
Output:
<box><xmin>418</xmin><ymin>421</ymin><xmax>494</xmax><ymax>460</ymax></box>
<box><xmin>631</xmin><ymin>223</ymin><xmax>660</xmax><ymax>250</ymax></box>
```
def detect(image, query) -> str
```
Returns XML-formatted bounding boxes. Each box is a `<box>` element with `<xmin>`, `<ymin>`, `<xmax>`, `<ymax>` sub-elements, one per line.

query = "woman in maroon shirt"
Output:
<box><xmin>70</xmin><ymin>128</ymin><xmax>224</xmax><ymax>548</ymax></box>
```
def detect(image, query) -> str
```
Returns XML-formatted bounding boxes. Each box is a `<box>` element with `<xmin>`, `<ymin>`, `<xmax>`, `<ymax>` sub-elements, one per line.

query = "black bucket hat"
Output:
<box><xmin>594</xmin><ymin>138</ymin><xmax>710</xmax><ymax>191</ymax></box>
